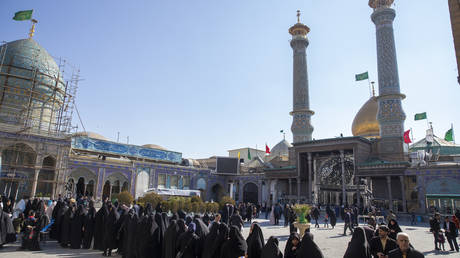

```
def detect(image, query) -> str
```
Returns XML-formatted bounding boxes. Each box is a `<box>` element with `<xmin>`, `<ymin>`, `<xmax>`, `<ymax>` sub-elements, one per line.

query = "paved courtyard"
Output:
<box><xmin>0</xmin><ymin>219</ymin><xmax>458</xmax><ymax>257</ymax></box>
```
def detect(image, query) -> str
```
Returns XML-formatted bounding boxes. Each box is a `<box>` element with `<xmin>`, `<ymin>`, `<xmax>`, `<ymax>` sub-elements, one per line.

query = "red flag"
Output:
<box><xmin>265</xmin><ymin>144</ymin><xmax>270</xmax><ymax>154</ymax></box>
<box><xmin>403</xmin><ymin>129</ymin><xmax>411</xmax><ymax>144</ymax></box>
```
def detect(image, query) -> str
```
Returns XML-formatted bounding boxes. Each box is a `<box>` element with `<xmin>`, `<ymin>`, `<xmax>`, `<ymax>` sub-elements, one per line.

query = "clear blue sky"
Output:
<box><xmin>1</xmin><ymin>1</ymin><xmax>459</xmax><ymax>158</ymax></box>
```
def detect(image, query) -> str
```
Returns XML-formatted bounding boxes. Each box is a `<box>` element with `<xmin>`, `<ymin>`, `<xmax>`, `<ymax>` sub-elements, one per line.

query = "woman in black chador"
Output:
<box><xmin>220</xmin><ymin>225</ymin><xmax>247</xmax><ymax>258</ymax></box>
<box><xmin>119</xmin><ymin>209</ymin><xmax>138</xmax><ymax>258</ymax></box>
<box><xmin>70</xmin><ymin>204</ymin><xmax>86</xmax><ymax>249</ymax></box>
<box><xmin>296</xmin><ymin>232</ymin><xmax>324</xmax><ymax>258</ymax></box>
<box><xmin>136</xmin><ymin>210</ymin><xmax>157</xmax><ymax>258</ymax></box>
<box><xmin>193</xmin><ymin>217</ymin><xmax>209</xmax><ymax>258</ymax></box>
<box><xmin>82</xmin><ymin>200</ymin><xmax>96</xmax><ymax>249</ymax></box>
<box><xmin>176</xmin><ymin>222</ymin><xmax>199</xmax><ymax>258</ymax></box>
<box><xmin>102</xmin><ymin>203</ymin><xmax>120</xmax><ymax>256</ymax></box>
<box><xmin>261</xmin><ymin>236</ymin><xmax>283</xmax><ymax>258</ymax></box>
<box><xmin>284</xmin><ymin>232</ymin><xmax>301</xmax><ymax>258</ymax></box>
<box><xmin>343</xmin><ymin>226</ymin><xmax>374</xmax><ymax>258</ymax></box>
<box><xmin>211</xmin><ymin>223</ymin><xmax>229</xmax><ymax>258</ymax></box>
<box><xmin>19</xmin><ymin>210</ymin><xmax>41</xmax><ymax>251</ymax></box>
<box><xmin>60</xmin><ymin>202</ymin><xmax>75</xmax><ymax>248</ymax></box>
<box><xmin>388</xmin><ymin>219</ymin><xmax>402</xmax><ymax>240</ymax></box>
<box><xmin>93</xmin><ymin>202</ymin><xmax>108</xmax><ymax>250</ymax></box>
<box><xmin>246</xmin><ymin>222</ymin><xmax>264</xmax><ymax>258</ymax></box>
<box><xmin>202</xmin><ymin>221</ymin><xmax>219</xmax><ymax>258</ymax></box>
<box><xmin>163</xmin><ymin>219</ymin><xmax>181</xmax><ymax>258</ymax></box>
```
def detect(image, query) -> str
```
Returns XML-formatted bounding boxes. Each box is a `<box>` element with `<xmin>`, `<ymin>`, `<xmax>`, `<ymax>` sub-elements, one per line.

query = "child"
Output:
<box><xmin>438</xmin><ymin>229</ymin><xmax>446</xmax><ymax>251</ymax></box>
<box><xmin>324</xmin><ymin>214</ymin><xmax>329</xmax><ymax>228</ymax></box>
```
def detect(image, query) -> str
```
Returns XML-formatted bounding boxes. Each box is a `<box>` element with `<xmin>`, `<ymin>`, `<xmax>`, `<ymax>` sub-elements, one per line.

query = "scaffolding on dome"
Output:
<box><xmin>0</xmin><ymin>40</ymin><xmax>79</xmax><ymax>138</ymax></box>
<box><xmin>0</xmin><ymin>39</ymin><xmax>78</xmax><ymax>199</ymax></box>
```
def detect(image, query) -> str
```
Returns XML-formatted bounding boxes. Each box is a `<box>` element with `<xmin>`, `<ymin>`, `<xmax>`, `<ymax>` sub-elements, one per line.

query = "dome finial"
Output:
<box><xmin>371</xmin><ymin>81</ymin><xmax>375</xmax><ymax>97</ymax></box>
<box><xmin>297</xmin><ymin>10</ymin><xmax>301</xmax><ymax>23</ymax></box>
<box><xmin>28</xmin><ymin>19</ymin><xmax>38</xmax><ymax>39</ymax></box>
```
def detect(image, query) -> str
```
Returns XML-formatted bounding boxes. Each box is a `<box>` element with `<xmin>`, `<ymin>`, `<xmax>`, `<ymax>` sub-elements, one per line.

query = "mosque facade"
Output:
<box><xmin>1</xmin><ymin>1</ymin><xmax>459</xmax><ymax>215</ymax></box>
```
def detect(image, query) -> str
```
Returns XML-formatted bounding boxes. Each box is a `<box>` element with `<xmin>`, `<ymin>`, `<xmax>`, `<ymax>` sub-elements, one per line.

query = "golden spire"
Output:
<box><xmin>28</xmin><ymin>19</ymin><xmax>38</xmax><ymax>39</ymax></box>
<box><xmin>297</xmin><ymin>10</ymin><xmax>301</xmax><ymax>23</ymax></box>
<box><xmin>289</xmin><ymin>10</ymin><xmax>310</xmax><ymax>36</ymax></box>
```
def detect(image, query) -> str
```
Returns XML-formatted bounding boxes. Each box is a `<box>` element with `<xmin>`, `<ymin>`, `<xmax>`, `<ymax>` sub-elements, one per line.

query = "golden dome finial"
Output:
<box><xmin>371</xmin><ymin>81</ymin><xmax>375</xmax><ymax>97</ymax></box>
<box><xmin>28</xmin><ymin>19</ymin><xmax>38</xmax><ymax>39</ymax></box>
<box><xmin>297</xmin><ymin>10</ymin><xmax>301</xmax><ymax>23</ymax></box>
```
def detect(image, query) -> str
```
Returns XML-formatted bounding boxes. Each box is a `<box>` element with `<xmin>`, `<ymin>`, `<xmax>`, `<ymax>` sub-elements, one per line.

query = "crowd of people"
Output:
<box><xmin>1</xmin><ymin>194</ymin><xmax>460</xmax><ymax>257</ymax></box>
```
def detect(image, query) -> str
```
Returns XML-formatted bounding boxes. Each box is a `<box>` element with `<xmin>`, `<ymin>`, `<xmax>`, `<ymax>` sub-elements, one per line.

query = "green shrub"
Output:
<box><xmin>112</xmin><ymin>191</ymin><xmax>134</xmax><ymax>206</ymax></box>
<box><xmin>219</xmin><ymin>196</ymin><xmax>235</xmax><ymax>209</ymax></box>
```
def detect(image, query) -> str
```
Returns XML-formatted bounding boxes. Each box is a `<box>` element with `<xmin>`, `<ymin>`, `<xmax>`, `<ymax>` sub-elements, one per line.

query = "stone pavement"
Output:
<box><xmin>0</xmin><ymin>219</ymin><xmax>458</xmax><ymax>257</ymax></box>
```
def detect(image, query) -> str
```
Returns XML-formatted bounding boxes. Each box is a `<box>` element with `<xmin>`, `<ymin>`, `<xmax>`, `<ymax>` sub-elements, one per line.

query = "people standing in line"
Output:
<box><xmin>443</xmin><ymin>216</ymin><xmax>459</xmax><ymax>252</ymax></box>
<box><xmin>388</xmin><ymin>233</ymin><xmax>424</xmax><ymax>258</ymax></box>
<box><xmin>370</xmin><ymin>225</ymin><xmax>398</xmax><ymax>258</ymax></box>
<box><xmin>343</xmin><ymin>208</ymin><xmax>354</xmax><ymax>236</ymax></box>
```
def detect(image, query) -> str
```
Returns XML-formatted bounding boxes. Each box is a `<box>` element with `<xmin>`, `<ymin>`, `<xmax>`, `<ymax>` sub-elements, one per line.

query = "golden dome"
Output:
<box><xmin>142</xmin><ymin>144</ymin><xmax>168</xmax><ymax>151</ymax></box>
<box><xmin>73</xmin><ymin>131</ymin><xmax>109</xmax><ymax>141</ymax></box>
<box><xmin>352</xmin><ymin>96</ymin><xmax>380</xmax><ymax>138</ymax></box>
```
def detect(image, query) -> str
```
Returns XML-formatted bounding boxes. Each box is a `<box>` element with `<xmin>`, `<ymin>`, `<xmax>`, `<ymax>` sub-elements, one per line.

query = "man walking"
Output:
<box><xmin>443</xmin><ymin>216</ymin><xmax>459</xmax><ymax>252</ymax></box>
<box><xmin>388</xmin><ymin>233</ymin><xmax>424</xmax><ymax>258</ymax></box>
<box><xmin>430</xmin><ymin>213</ymin><xmax>441</xmax><ymax>251</ymax></box>
<box><xmin>343</xmin><ymin>208</ymin><xmax>354</xmax><ymax>236</ymax></box>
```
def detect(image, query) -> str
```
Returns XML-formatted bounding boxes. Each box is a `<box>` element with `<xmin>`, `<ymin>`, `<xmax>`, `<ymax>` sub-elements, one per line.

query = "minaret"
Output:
<box><xmin>289</xmin><ymin>10</ymin><xmax>314</xmax><ymax>143</ymax></box>
<box><xmin>369</xmin><ymin>0</ymin><xmax>406</xmax><ymax>160</ymax></box>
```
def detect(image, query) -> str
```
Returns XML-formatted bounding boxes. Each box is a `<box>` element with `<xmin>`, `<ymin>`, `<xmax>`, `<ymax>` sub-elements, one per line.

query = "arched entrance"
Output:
<box><xmin>197</xmin><ymin>178</ymin><xmax>207</xmax><ymax>200</ymax></box>
<box><xmin>135</xmin><ymin>170</ymin><xmax>149</xmax><ymax>198</ymax></box>
<box><xmin>243</xmin><ymin>182</ymin><xmax>258</xmax><ymax>204</ymax></box>
<box><xmin>318</xmin><ymin>156</ymin><xmax>354</xmax><ymax>205</ymax></box>
<box><xmin>37</xmin><ymin>156</ymin><xmax>55</xmax><ymax>198</ymax></box>
<box><xmin>122</xmin><ymin>182</ymin><xmax>129</xmax><ymax>192</ymax></box>
<box><xmin>76</xmin><ymin>177</ymin><xmax>85</xmax><ymax>197</ymax></box>
<box><xmin>210</xmin><ymin>183</ymin><xmax>224</xmax><ymax>202</ymax></box>
<box><xmin>112</xmin><ymin>180</ymin><xmax>120</xmax><ymax>195</ymax></box>
<box><xmin>87</xmin><ymin>180</ymin><xmax>95</xmax><ymax>197</ymax></box>
<box><xmin>0</xmin><ymin>143</ymin><xmax>36</xmax><ymax>200</ymax></box>
<box><xmin>102</xmin><ymin>181</ymin><xmax>111</xmax><ymax>201</ymax></box>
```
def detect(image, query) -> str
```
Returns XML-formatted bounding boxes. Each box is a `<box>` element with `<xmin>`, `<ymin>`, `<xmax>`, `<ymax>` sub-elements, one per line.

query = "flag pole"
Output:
<box><xmin>367</xmin><ymin>77</ymin><xmax>372</xmax><ymax>97</ymax></box>
<box><xmin>452</xmin><ymin>123</ymin><xmax>455</xmax><ymax>144</ymax></box>
<box><xmin>410</xmin><ymin>127</ymin><xmax>414</xmax><ymax>142</ymax></box>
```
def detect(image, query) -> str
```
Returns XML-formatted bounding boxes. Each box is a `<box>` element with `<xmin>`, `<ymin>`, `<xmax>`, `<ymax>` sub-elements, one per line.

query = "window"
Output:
<box><xmin>196</xmin><ymin>178</ymin><xmax>206</xmax><ymax>190</ymax></box>
<box><xmin>170</xmin><ymin>175</ymin><xmax>178</xmax><ymax>189</ymax></box>
<box><xmin>158</xmin><ymin>174</ymin><xmax>166</xmax><ymax>189</ymax></box>
<box><xmin>183</xmin><ymin>176</ymin><xmax>190</xmax><ymax>190</ymax></box>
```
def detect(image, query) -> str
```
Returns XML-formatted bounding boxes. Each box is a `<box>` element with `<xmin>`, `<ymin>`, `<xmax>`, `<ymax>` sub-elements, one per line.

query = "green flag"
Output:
<box><xmin>445</xmin><ymin>128</ymin><xmax>454</xmax><ymax>142</ymax></box>
<box><xmin>13</xmin><ymin>10</ymin><xmax>33</xmax><ymax>21</ymax></box>
<box><xmin>414</xmin><ymin>112</ymin><xmax>427</xmax><ymax>121</ymax></box>
<box><xmin>355</xmin><ymin>71</ymin><xmax>369</xmax><ymax>81</ymax></box>
<box><xmin>247</xmin><ymin>148</ymin><xmax>251</xmax><ymax>160</ymax></box>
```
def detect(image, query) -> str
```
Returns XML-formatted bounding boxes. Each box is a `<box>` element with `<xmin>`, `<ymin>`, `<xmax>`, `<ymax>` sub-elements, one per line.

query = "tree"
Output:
<box><xmin>113</xmin><ymin>191</ymin><xmax>134</xmax><ymax>205</ymax></box>
<box><xmin>219</xmin><ymin>196</ymin><xmax>235</xmax><ymax>209</ymax></box>
<box><xmin>139</xmin><ymin>192</ymin><xmax>162</xmax><ymax>207</ymax></box>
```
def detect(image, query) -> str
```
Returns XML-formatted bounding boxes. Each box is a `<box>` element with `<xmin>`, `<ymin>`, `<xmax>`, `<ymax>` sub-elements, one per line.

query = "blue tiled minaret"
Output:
<box><xmin>290</xmin><ymin>10</ymin><xmax>314</xmax><ymax>143</ymax></box>
<box><xmin>370</xmin><ymin>0</ymin><xmax>406</xmax><ymax>160</ymax></box>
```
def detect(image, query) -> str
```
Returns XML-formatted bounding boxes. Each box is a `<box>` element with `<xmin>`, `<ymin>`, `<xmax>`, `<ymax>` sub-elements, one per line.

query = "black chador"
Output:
<box><xmin>193</xmin><ymin>217</ymin><xmax>209</xmax><ymax>258</ymax></box>
<box><xmin>50</xmin><ymin>200</ymin><xmax>64</xmax><ymax>240</ymax></box>
<box><xmin>82</xmin><ymin>200</ymin><xmax>96</xmax><ymax>249</ymax></box>
<box><xmin>220</xmin><ymin>225</ymin><xmax>247</xmax><ymax>258</ymax></box>
<box><xmin>70</xmin><ymin>204</ymin><xmax>86</xmax><ymax>249</ymax></box>
<box><xmin>296</xmin><ymin>232</ymin><xmax>324</xmax><ymax>258</ymax></box>
<box><xmin>211</xmin><ymin>223</ymin><xmax>229</xmax><ymax>258</ymax></box>
<box><xmin>202</xmin><ymin>222</ymin><xmax>219</xmax><ymax>258</ymax></box>
<box><xmin>102</xmin><ymin>204</ymin><xmax>120</xmax><ymax>256</ymax></box>
<box><xmin>120</xmin><ymin>209</ymin><xmax>138</xmax><ymax>258</ymax></box>
<box><xmin>176</xmin><ymin>222</ymin><xmax>200</xmax><ymax>258</ymax></box>
<box><xmin>136</xmin><ymin>213</ymin><xmax>158</xmax><ymax>258</ymax></box>
<box><xmin>246</xmin><ymin>223</ymin><xmax>264</xmax><ymax>258</ymax></box>
<box><xmin>162</xmin><ymin>220</ymin><xmax>181</xmax><ymax>258</ymax></box>
<box><xmin>93</xmin><ymin>202</ymin><xmax>108</xmax><ymax>250</ymax></box>
<box><xmin>261</xmin><ymin>236</ymin><xmax>283</xmax><ymax>258</ymax></box>
<box><xmin>60</xmin><ymin>204</ymin><xmax>75</xmax><ymax>247</ymax></box>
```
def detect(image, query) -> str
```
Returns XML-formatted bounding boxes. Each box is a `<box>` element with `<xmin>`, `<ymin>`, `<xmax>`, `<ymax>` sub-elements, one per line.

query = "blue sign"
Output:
<box><xmin>72</xmin><ymin>136</ymin><xmax>182</xmax><ymax>163</ymax></box>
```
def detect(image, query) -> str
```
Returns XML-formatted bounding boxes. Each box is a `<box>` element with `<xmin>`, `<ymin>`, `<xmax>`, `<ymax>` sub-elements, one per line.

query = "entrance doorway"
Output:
<box><xmin>243</xmin><ymin>182</ymin><xmax>258</xmax><ymax>204</ymax></box>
